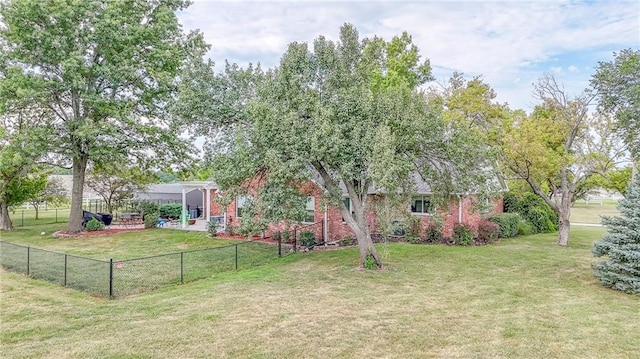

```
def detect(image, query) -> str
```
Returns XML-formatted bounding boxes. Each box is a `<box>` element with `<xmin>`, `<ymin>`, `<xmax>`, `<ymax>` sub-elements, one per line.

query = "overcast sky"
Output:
<box><xmin>178</xmin><ymin>0</ymin><xmax>640</xmax><ymax>111</ymax></box>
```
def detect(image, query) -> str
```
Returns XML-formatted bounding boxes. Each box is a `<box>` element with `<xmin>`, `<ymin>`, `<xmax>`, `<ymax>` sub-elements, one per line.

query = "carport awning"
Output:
<box><xmin>176</xmin><ymin>181</ymin><xmax>218</xmax><ymax>228</ymax></box>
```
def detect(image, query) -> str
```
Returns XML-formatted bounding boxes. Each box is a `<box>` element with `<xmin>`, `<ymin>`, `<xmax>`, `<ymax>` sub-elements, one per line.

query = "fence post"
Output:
<box><xmin>21</xmin><ymin>211</ymin><xmax>24</xmax><ymax>227</ymax></box>
<box><xmin>235</xmin><ymin>244</ymin><xmax>238</xmax><ymax>270</ymax></box>
<box><xmin>109</xmin><ymin>259</ymin><xmax>113</xmax><ymax>299</ymax></box>
<box><xmin>180</xmin><ymin>252</ymin><xmax>184</xmax><ymax>284</ymax></box>
<box><xmin>278</xmin><ymin>236</ymin><xmax>282</xmax><ymax>257</ymax></box>
<box><xmin>293</xmin><ymin>228</ymin><xmax>297</xmax><ymax>253</ymax></box>
<box><xmin>64</xmin><ymin>254</ymin><xmax>67</xmax><ymax>286</ymax></box>
<box><xmin>27</xmin><ymin>245</ymin><xmax>30</xmax><ymax>276</ymax></box>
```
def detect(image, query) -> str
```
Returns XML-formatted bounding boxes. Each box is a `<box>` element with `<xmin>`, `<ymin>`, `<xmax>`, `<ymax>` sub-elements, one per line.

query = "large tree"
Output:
<box><xmin>0</xmin><ymin>95</ymin><xmax>52</xmax><ymax>230</ymax></box>
<box><xmin>498</xmin><ymin>75</ymin><xmax>623</xmax><ymax>245</ymax></box>
<box><xmin>181</xmin><ymin>24</ymin><xmax>492</xmax><ymax>268</ymax></box>
<box><xmin>591</xmin><ymin>49</ymin><xmax>640</xmax><ymax>180</ymax></box>
<box><xmin>0</xmin><ymin>0</ymin><xmax>206</xmax><ymax>233</ymax></box>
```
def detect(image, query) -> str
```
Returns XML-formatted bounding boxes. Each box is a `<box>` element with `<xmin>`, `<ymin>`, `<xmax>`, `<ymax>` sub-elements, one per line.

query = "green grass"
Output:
<box><xmin>570</xmin><ymin>201</ymin><xmax>620</xmax><ymax>224</ymax></box>
<box><xmin>1</xmin><ymin>222</ymin><xmax>283</xmax><ymax>297</ymax></box>
<box><xmin>6</xmin><ymin>207</ymin><xmax>71</xmax><ymax>228</ymax></box>
<box><xmin>1</xmin><ymin>224</ymin><xmax>639</xmax><ymax>358</ymax></box>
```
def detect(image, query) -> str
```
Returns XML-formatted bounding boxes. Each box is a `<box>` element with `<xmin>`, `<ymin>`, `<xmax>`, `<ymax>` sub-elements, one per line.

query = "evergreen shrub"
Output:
<box><xmin>85</xmin><ymin>218</ymin><xmax>104</xmax><ymax>232</ymax></box>
<box><xmin>592</xmin><ymin>179</ymin><xmax>640</xmax><ymax>296</ymax></box>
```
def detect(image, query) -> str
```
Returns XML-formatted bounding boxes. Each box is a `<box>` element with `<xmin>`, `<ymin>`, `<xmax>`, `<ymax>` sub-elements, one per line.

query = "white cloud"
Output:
<box><xmin>178</xmin><ymin>0</ymin><xmax>640</xmax><ymax>110</ymax></box>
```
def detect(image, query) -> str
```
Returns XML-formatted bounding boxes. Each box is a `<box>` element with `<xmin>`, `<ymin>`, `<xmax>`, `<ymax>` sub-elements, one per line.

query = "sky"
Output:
<box><xmin>178</xmin><ymin>0</ymin><xmax>640</xmax><ymax>111</ymax></box>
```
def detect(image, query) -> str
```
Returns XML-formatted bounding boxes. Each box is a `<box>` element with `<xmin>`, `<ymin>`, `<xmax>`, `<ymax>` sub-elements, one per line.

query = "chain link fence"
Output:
<box><xmin>1</xmin><ymin>240</ymin><xmax>289</xmax><ymax>298</ymax></box>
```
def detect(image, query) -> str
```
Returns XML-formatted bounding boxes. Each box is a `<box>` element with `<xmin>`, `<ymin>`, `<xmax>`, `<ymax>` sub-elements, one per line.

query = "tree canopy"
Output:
<box><xmin>591</xmin><ymin>49</ymin><xmax>640</xmax><ymax>159</ymax></box>
<box><xmin>181</xmin><ymin>24</ymin><xmax>495</xmax><ymax>268</ymax></box>
<box><xmin>0</xmin><ymin>0</ymin><xmax>206</xmax><ymax>232</ymax></box>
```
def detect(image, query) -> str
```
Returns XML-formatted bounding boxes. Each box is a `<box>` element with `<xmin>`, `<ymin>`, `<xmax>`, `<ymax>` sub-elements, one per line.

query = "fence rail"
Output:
<box><xmin>0</xmin><ymin>240</ymin><xmax>288</xmax><ymax>298</ymax></box>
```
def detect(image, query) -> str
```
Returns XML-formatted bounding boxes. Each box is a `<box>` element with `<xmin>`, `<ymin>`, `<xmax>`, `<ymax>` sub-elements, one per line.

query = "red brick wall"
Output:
<box><xmin>206</xmin><ymin>180</ymin><xmax>504</xmax><ymax>241</ymax></box>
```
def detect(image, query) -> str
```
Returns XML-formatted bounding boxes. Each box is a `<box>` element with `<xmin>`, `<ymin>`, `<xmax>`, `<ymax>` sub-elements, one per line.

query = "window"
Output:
<box><xmin>236</xmin><ymin>195</ymin><xmax>252</xmax><ymax>218</ymax></box>
<box><xmin>302</xmin><ymin>196</ymin><xmax>315</xmax><ymax>223</ymax></box>
<box><xmin>411</xmin><ymin>195</ymin><xmax>433</xmax><ymax>214</ymax></box>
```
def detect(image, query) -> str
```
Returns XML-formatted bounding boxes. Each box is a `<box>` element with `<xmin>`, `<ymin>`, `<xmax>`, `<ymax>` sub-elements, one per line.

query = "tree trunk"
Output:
<box><xmin>67</xmin><ymin>154</ymin><xmax>89</xmax><ymax>233</ymax></box>
<box><xmin>354</xmin><ymin>229</ymin><xmax>382</xmax><ymax>269</ymax></box>
<box><xmin>349</xmin><ymin>204</ymin><xmax>383</xmax><ymax>269</ymax></box>
<box><xmin>33</xmin><ymin>203</ymin><xmax>40</xmax><ymax>220</ymax></box>
<box><xmin>0</xmin><ymin>201</ymin><xmax>13</xmax><ymax>231</ymax></box>
<box><xmin>557</xmin><ymin>208</ymin><xmax>570</xmax><ymax>246</ymax></box>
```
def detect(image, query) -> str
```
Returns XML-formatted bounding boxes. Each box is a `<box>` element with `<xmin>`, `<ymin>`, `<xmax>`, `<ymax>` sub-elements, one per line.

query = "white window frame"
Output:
<box><xmin>302</xmin><ymin>196</ymin><xmax>315</xmax><ymax>223</ymax></box>
<box><xmin>236</xmin><ymin>195</ymin><xmax>252</xmax><ymax>218</ymax></box>
<box><xmin>410</xmin><ymin>195</ymin><xmax>433</xmax><ymax>215</ymax></box>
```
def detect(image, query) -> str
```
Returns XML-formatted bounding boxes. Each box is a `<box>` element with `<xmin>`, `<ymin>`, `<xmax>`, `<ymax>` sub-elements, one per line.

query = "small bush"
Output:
<box><xmin>85</xmin><ymin>218</ymin><xmax>104</xmax><ymax>232</ymax></box>
<box><xmin>405</xmin><ymin>216</ymin><xmax>421</xmax><ymax>243</ymax></box>
<box><xmin>299</xmin><ymin>230</ymin><xmax>316</xmax><ymax>247</ymax></box>
<box><xmin>271</xmin><ymin>230</ymin><xmax>281</xmax><ymax>242</ymax></box>
<box><xmin>424</xmin><ymin>222</ymin><xmax>443</xmax><ymax>244</ymax></box>
<box><xmin>488</xmin><ymin>213</ymin><xmax>521</xmax><ymax>238</ymax></box>
<box><xmin>138</xmin><ymin>200</ymin><xmax>160</xmax><ymax>219</ymax></box>
<box><xmin>477</xmin><ymin>220</ymin><xmax>500</xmax><ymax>244</ymax></box>
<box><xmin>144</xmin><ymin>213</ymin><xmax>159</xmax><ymax>229</ymax></box>
<box><xmin>517</xmin><ymin>220</ymin><xmax>534</xmax><ymax>236</ymax></box>
<box><xmin>207</xmin><ymin>220</ymin><xmax>219</xmax><ymax>237</ymax></box>
<box><xmin>452</xmin><ymin>224</ymin><xmax>474</xmax><ymax>246</ymax></box>
<box><xmin>159</xmin><ymin>203</ymin><xmax>182</xmax><ymax>219</ymax></box>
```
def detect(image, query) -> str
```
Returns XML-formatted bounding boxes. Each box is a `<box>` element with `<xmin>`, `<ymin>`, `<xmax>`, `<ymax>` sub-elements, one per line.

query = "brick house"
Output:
<box><xmin>198</xmin><ymin>174</ymin><xmax>506</xmax><ymax>242</ymax></box>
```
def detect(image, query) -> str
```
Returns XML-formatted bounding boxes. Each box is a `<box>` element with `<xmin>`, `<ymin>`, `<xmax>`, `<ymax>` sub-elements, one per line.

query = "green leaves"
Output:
<box><xmin>591</xmin><ymin>49</ymin><xmax>640</xmax><ymax>159</ymax></box>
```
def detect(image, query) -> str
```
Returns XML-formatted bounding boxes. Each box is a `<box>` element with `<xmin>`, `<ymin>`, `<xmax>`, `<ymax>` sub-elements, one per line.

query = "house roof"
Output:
<box><xmin>311</xmin><ymin>168</ymin><xmax>508</xmax><ymax>197</ymax></box>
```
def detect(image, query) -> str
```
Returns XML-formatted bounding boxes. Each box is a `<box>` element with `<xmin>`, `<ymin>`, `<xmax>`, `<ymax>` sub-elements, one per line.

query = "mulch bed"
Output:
<box><xmin>52</xmin><ymin>228</ymin><xmax>147</xmax><ymax>238</ymax></box>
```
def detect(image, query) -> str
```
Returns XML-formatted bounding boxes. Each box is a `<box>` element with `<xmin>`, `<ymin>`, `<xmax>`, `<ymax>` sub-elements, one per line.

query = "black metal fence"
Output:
<box><xmin>0</xmin><ymin>240</ymin><xmax>289</xmax><ymax>298</ymax></box>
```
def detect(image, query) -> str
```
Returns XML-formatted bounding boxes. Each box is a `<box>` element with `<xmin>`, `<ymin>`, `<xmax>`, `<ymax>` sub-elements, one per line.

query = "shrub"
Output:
<box><xmin>503</xmin><ymin>192</ymin><xmax>558</xmax><ymax>233</ymax></box>
<box><xmin>488</xmin><ymin>213</ymin><xmax>521</xmax><ymax>238</ymax></box>
<box><xmin>452</xmin><ymin>224</ymin><xmax>474</xmax><ymax>246</ymax></box>
<box><xmin>144</xmin><ymin>213</ymin><xmax>159</xmax><ymax>229</ymax></box>
<box><xmin>517</xmin><ymin>220</ymin><xmax>534</xmax><ymax>236</ymax></box>
<box><xmin>424</xmin><ymin>222</ymin><xmax>443</xmax><ymax>244</ymax></box>
<box><xmin>405</xmin><ymin>216</ymin><xmax>422</xmax><ymax>243</ymax></box>
<box><xmin>159</xmin><ymin>203</ymin><xmax>182</xmax><ymax>219</ymax></box>
<box><xmin>85</xmin><ymin>218</ymin><xmax>104</xmax><ymax>232</ymax></box>
<box><xmin>138</xmin><ymin>200</ymin><xmax>160</xmax><ymax>219</ymax></box>
<box><xmin>271</xmin><ymin>230</ymin><xmax>281</xmax><ymax>242</ymax></box>
<box><xmin>477</xmin><ymin>220</ymin><xmax>500</xmax><ymax>244</ymax></box>
<box><xmin>299</xmin><ymin>231</ymin><xmax>316</xmax><ymax>247</ymax></box>
<box><xmin>207</xmin><ymin>220</ymin><xmax>219</xmax><ymax>237</ymax></box>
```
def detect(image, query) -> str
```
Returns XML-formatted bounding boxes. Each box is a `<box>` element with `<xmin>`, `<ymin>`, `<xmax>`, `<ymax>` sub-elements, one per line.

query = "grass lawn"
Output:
<box><xmin>2</xmin><ymin>224</ymin><xmax>639</xmax><ymax>358</ymax></box>
<box><xmin>570</xmin><ymin>201</ymin><xmax>620</xmax><ymax>224</ymax></box>
<box><xmin>1</xmin><ymin>222</ymin><xmax>283</xmax><ymax>298</ymax></box>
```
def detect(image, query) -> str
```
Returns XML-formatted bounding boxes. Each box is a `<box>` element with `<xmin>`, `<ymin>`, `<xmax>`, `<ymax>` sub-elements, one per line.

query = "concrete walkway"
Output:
<box><xmin>572</xmin><ymin>222</ymin><xmax>603</xmax><ymax>227</ymax></box>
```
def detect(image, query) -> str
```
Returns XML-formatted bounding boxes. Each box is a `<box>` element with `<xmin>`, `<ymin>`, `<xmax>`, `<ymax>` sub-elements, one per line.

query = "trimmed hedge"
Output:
<box><xmin>488</xmin><ymin>213</ymin><xmax>521</xmax><ymax>238</ymax></box>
